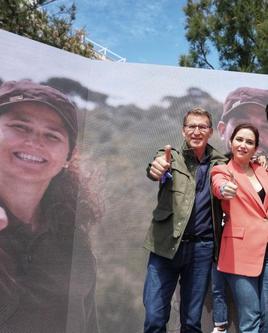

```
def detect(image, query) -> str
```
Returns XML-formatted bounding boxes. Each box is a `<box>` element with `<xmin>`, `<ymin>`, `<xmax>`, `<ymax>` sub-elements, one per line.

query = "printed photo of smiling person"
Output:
<box><xmin>218</xmin><ymin>87</ymin><xmax>268</xmax><ymax>160</ymax></box>
<box><xmin>0</xmin><ymin>80</ymin><xmax>100</xmax><ymax>333</ymax></box>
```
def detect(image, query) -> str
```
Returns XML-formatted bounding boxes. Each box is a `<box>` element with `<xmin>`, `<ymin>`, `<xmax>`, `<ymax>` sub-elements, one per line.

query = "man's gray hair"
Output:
<box><xmin>183</xmin><ymin>106</ymin><xmax>213</xmax><ymax>128</ymax></box>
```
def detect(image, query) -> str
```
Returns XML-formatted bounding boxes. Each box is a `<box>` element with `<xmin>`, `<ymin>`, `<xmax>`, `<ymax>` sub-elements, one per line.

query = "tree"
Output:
<box><xmin>0</xmin><ymin>0</ymin><xmax>96</xmax><ymax>59</ymax></box>
<box><xmin>179</xmin><ymin>0</ymin><xmax>268</xmax><ymax>73</ymax></box>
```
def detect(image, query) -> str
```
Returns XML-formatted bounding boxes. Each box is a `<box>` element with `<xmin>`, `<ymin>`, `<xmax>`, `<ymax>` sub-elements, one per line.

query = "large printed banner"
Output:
<box><xmin>0</xmin><ymin>29</ymin><xmax>268</xmax><ymax>333</ymax></box>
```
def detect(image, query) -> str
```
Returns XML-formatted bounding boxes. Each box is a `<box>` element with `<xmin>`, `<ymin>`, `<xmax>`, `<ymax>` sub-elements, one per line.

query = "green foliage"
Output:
<box><xmin>179</xmin><ymin>0</ymin><xmax>268</xmax><ymax>73</ymax></box>
<box><xmin>0</xmin><ymin>0</ymin><xmax>96</xmax><ymax>59</ymax></box>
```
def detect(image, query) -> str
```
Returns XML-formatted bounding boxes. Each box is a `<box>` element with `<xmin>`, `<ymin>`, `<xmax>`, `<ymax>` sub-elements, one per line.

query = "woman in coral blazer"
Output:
<box><xmin>211</xmin><ymin>123</ymin><xmax>268</xmax><ymax>333</ymax></box>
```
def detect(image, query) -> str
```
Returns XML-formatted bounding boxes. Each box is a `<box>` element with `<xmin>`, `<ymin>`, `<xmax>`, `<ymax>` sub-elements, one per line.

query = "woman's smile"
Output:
<box><xmin>0</xmin><ymin>101</ymin><xmax>70</xmax><ymax>185</ymax></box>
<box><xmin>14</xmin><ymin>152</ymin><xmax>47</xmax><ymax>163</ymax></box>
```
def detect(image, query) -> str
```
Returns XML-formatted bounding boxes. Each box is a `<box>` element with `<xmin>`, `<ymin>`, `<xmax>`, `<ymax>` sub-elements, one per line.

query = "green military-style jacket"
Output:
<box><xmin>144</xmin><ymin>142</ymin><xmax>228</xmax><ymax>260</ymax></box>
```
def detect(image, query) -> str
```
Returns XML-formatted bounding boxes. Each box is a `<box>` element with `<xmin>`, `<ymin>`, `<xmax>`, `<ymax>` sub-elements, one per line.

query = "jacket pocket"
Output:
<box><xmin>223</xmin><ymin>226</ymin><xmax>245</xmax><ymax>238</ymax></box>
<box><xmin>152</xmin><ymin>208</ymin><xmax>173</xmax><ymax>222</ymax></box>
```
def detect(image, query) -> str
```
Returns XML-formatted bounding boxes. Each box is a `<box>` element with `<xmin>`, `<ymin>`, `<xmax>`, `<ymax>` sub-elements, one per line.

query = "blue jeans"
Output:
<box><xmin>143</xmin><ymin>240</ymin><xmax>214</xmax><ymax>333</ymax></box>
<box><xmin>260</xmin><ymin>248</ymin><xmax>268</xmax><ymax>333</ymax></box>
<box><xmin>224</xmin><ymin>247</ymin><xmax>268</xmax><ymax>333</ymax></box>
<box><xmin>211</xmin><ymin>263</ymin><xmax>228</xmax><ymax>327</ymax></box>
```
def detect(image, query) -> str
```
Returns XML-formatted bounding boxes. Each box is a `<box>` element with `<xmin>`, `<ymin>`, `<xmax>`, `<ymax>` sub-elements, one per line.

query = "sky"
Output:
<box><xmin>45</xmin><ymin>0</ymin><xmax>189</xmax><ymax>66</ymax></box>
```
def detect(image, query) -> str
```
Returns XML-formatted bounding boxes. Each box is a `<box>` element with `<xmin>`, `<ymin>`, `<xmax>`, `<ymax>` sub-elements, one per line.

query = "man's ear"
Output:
<box><xmin>217</xmin><ymin>121</ymin><xmax>226</xmax><ymax>139</ymax></box>
<box><xmin>182</xmin><ymin>128</ymin><xmax>186</xmax><ymax>139</ymax></box>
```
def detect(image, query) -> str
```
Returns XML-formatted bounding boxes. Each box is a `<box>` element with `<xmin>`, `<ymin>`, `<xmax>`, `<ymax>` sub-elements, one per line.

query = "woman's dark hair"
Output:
<box><xmin>230</xmin><ymin>123</ymin><xmax>259</xmax><ymax>148</ymax></box>
<box><xmin>41</xmin><ymin>150</ymin><xmax>104</xmax><ymax>243</ymax></box>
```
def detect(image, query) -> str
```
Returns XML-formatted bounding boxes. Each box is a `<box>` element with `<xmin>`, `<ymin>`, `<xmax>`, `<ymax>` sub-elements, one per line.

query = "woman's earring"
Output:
<box><xmin>63</xmin><ymin>162</ymin><xmax>69</xmax><ymax>169</ymax></box>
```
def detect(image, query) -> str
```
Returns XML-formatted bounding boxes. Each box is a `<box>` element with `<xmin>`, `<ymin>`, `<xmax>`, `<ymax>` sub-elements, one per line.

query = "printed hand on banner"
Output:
<box><xmin>256</xmin><ymin>155</ymin><xmax>268</xmax><ymax>169</ymax></box>
<box><xmin>150</xmin><ymin>145</ymin><xmax>172</xmax><ymax>181</ymax></box>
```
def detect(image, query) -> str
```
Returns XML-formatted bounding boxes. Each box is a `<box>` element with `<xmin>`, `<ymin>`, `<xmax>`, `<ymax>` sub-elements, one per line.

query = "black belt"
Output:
<box><xmin>181</xmin><ymin>235</ymin><xmax>213</xmax><ymax>242</ymax></box>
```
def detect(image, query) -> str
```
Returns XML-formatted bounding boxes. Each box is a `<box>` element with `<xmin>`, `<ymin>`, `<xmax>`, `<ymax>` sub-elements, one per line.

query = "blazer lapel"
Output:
<box><xmin>254</xmin><ymin>165</ymin><xmax>268</xmax><ymax>214</ymax></box>
<box><xmin>228</xmin><ymin>160</ymin><xmax>267</xmax><ymax>215</ymax></box>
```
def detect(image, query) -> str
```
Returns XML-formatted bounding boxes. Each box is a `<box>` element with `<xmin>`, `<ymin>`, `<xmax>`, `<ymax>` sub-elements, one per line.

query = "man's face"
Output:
<box><xmin>218</xmin><ymin>104</ymin><xmax>268</xmax><ymax>153</ymax></box>
<box><xmin>182</xmin><ymin>114</ymin><xmax>213</xmax><ymax>155</ymax></box>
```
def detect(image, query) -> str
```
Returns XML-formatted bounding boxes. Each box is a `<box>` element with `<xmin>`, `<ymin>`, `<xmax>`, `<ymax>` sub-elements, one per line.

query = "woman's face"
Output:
<box><xmin>230</xmin><ymin>128</ymin><xmax>257</xmax><ymax>164</ymax></box>
<box><xmin>0</xmin><ymin>101</ymin><xmax>70</xmax><ymax>186</ymax></box>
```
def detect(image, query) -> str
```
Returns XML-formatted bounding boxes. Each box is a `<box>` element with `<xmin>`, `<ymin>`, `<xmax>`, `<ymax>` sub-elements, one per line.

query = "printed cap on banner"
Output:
<box><xmin>222</xmin><ymin>87</ymin><xmax>268</xmax><ymax>121</ymax></box>
<box><xmin>0</xmin><ymin>80</ymin><xmax>78</xmax><ymax>151</ymax></box>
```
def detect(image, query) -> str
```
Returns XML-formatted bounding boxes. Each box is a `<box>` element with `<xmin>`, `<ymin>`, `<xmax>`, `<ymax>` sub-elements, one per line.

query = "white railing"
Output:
<box><xmin>85</xmin><ymin>37</ymin><xmax>126</xmax><ymax>63</ymax></box>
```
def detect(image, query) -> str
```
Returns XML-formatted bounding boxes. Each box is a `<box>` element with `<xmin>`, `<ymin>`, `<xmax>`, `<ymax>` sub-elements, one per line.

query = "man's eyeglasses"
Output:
<box><xmin>184</xmin><ymin>124</ymin><xmax>211</xmax><ymax>132</ymax></box>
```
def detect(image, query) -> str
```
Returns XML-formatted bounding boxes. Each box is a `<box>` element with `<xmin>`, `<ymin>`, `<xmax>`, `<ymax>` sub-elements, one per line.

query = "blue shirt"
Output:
<box><xmin>183</xmin><ymin>153</ymin><xmax>213</xmax><ymax>238</ymax></box>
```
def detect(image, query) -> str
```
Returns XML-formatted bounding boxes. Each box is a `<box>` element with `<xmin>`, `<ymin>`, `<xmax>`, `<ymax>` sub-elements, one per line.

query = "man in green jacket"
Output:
<box><xmin>143</xmin><ymin>107</ymin><xmax>227</xmax><ymax>333</ymax></box>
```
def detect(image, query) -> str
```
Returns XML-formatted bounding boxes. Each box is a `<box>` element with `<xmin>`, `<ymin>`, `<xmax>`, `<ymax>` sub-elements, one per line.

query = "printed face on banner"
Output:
<box><xmin>218</xmin><ymin>103</ymin><xmax>268</xmax><ymax>153</ymax></box>
<box><xmin>0</xmin><ymin>102</ymin><xmax>70</xmax><ymax>185</ymax></box>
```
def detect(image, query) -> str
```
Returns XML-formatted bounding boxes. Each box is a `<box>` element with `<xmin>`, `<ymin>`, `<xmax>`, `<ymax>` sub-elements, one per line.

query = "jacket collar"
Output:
<box><xmin>181</xmin><ymin>141</ymin><xmax>226</xmax><ymax>163</ymax></box>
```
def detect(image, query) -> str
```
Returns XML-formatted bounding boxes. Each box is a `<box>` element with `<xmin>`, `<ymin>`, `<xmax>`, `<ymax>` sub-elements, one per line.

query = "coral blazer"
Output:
<box><xmin>211</xmin><ymin>159</ymin><xmax>268</xmax><ymax>277</ymax></box>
